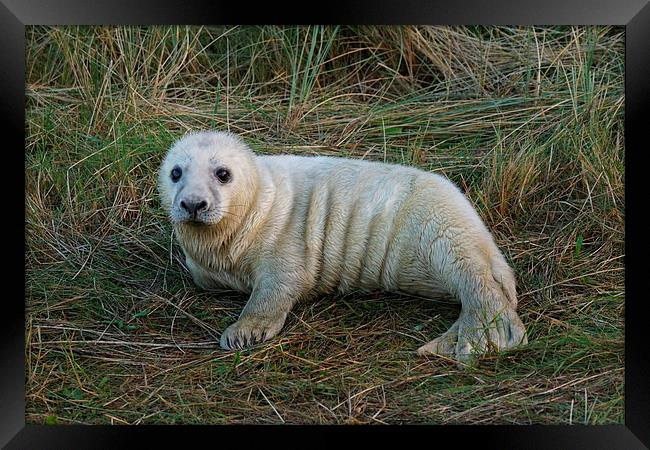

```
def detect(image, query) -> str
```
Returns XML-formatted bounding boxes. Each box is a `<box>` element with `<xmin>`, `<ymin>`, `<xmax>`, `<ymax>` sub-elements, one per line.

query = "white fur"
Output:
<box><xmin>159</xmin><ymin>131</ymin><xmax>527</xmax><ymax>363</ymax></box>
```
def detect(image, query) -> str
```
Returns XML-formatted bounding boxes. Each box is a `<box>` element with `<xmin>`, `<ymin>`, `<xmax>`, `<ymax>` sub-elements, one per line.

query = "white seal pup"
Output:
<box><xmin>158</xmin><ymin>131</ymin><xmax>528</xmax><ymax>363</ymax></box>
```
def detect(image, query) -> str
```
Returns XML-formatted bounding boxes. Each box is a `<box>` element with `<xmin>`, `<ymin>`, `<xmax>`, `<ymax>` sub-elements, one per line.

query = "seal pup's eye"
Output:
<box><xmin>215</xmin><ymin>168</ymin><xmax>231</xmax><ymax>184</ymax></box>
<box><xmin>170</xmin><ymin>166</ymin><xmax>182</xmax><ymax>183</ymax></box>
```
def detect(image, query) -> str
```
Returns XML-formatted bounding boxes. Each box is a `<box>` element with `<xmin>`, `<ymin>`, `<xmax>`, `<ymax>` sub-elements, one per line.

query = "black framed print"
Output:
<box><xmin>3</xmin><ymin>0</ymin><xmax>649</xmax><ymax>448</ymax></box>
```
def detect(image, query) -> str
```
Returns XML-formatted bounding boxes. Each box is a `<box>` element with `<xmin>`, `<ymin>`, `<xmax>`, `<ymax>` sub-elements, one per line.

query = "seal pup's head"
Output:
<box><xmin>158</xmin><ymin>131</ymin><xmax>259</xmax><ymax>232</ymax></box>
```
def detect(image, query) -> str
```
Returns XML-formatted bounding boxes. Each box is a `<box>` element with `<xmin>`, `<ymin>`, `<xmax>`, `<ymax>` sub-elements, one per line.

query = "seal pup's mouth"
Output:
<box><xmin>182</xmin><ymin>218</ymin><xmax>210</xmax><ymax>227</ymax></box>
<box><xmin>174</xmin><ymin>212</ymin><xmax>224</xmax><ymax>227</ymax></box>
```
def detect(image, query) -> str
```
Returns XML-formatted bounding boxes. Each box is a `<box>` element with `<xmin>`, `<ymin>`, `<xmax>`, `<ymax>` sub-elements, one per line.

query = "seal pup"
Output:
<box><xmin>158</xmin><ymin>131</ymin><xmax>528</xmax><ymax>363</ymax></box>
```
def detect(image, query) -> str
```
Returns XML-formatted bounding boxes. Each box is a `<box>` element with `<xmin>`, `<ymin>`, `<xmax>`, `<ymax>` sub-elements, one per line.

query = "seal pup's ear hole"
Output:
<box><xmin>215</xmin><ymin>167</ymin><xmax>231</xmax><ymax>184</ymax></box>
<box><xmin>171</xmin><ymin>166</ymin><xmax>182</xmax><ymax>183</ymax></box>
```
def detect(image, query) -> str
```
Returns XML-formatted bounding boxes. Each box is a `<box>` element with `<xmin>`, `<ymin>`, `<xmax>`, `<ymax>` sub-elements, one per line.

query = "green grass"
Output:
<box><xmin>25</xmin><ymin>25</ymin><xmax>624</xmax><ymax>424</ymax></box>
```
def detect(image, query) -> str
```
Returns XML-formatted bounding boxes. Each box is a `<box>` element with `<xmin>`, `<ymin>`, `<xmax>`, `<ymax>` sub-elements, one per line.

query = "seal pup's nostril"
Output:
<box><xmin>180</xmin><ymin>199</ymin><xmax>207</xmax><ymax>216</ymax></box>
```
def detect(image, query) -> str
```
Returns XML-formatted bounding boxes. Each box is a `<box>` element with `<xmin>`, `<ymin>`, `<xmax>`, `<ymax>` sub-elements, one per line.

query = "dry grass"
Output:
<box><xmin>25</xmin><ymin>25</ymin><xmax>624</xmax><ymax>424</ymax></box>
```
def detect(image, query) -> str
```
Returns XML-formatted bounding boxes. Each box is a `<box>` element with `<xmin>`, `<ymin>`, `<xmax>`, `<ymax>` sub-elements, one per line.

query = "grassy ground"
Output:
<box><xmin>25</xmin><ymin>25</ymin><xmax>625</xmax><ymax>425</ymax></box>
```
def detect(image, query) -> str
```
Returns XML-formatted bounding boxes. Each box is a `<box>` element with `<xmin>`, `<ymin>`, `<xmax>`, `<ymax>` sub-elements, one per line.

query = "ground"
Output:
<box><xmin>25</xmin><ymin>25</ymin><xmax>624</xmax><ymax>424</ymax></box>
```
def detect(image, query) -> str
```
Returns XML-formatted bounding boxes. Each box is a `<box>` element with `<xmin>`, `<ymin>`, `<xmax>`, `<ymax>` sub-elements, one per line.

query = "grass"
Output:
<box><xmin>25</xmin><ymin>25</ymin><xmax>624</xmax><ymax>425</ymax></box>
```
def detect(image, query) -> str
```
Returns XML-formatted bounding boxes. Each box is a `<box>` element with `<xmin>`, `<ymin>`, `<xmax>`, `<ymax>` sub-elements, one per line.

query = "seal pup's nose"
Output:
<box><xmin>180</xmin><ymin>199</ymin><xmax>208</xmax><ymax>217</ymax></box>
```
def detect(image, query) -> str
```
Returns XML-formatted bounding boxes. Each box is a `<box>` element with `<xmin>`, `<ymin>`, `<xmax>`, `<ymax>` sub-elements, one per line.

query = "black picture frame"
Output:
<box><xmin>4</xmin><ymin>0</ymin><xmax>648</xmax><ymax>448</ymax></box>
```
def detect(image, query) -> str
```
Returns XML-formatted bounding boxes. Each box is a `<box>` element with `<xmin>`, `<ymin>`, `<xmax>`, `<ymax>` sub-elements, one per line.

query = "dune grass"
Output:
<box><xmin>25</xmin><ymin>25</ymin><xmax>624</xmax><ymax>424</ymax></box>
